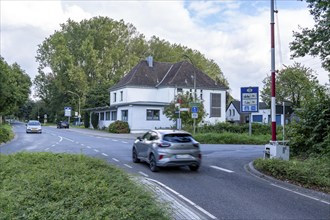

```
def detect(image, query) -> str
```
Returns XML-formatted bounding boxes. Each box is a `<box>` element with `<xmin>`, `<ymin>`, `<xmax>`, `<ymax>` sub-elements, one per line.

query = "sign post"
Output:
<box><xmin>241</xmin><ymin>87</ymin><xmax>259</xmax><ymax>136</ymax></box>
<box><xmin>64</xmin><ymin>107</ymin><xmax>72</xmax><ymax>125</ymax></box>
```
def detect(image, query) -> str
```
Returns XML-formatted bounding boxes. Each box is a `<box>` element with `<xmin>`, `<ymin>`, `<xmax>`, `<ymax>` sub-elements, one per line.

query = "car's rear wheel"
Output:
<box><xmin>189</xmin><ymin>164</ymin><xmax>200</xmax><ymax>171</ymax></box>
<box><xmin>149</xmin><ymin>154</ymin><xmax>159</xmax><ymax>172</ymax></box>
<box><xmin>132</xmin><ymin>148</ymin><xmax>140</xmax><ymax>163</ymax></box>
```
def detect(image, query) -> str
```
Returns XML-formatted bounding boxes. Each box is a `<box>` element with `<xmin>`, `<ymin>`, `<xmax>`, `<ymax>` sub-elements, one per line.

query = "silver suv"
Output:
<box><xmin>132</xmin><ymin>129</ymin><xmax>201</xmax><ymax>172</ymax></box>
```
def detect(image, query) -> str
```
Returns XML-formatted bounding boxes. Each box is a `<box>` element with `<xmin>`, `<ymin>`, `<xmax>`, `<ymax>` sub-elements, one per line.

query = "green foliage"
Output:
<box><xmin>0</xmin><ymin>57</ymin><xmax>32</xmax><ymax>117</ymax></box>
<box><xmin>194</xmin><ymin>132</ymin><xmax>271</xmax><ymax>145</ymax></box>
<box><xmin>91</xmin><ymin>112</ymin><xmax>99</xmax><ymax>129</ymax></box>
<box><xmin>261</xmin><ymin>63</ymin><xmax>319</xmax><ymax>108</ymax></box>
<box><xmin>0</xmin><ymin>124</ymin><xmax>14</xmax><ymax>143</ymax></box>
<box><xmin>198</xmin><ymin>122</ymin><xmax>280</xmax><ymax>135</ymax></box>
<box><xmin>108</xmin><ymin>120</ymin><xmax>130</xmax><ymax>133</ymax></box>
<box><xmin>34</xmin><ymin>16</ymin><xmax>228</xmax><ymax>120</ymax></box>
<box><xmin>254</xmin><ymin>157</ymin><xmax>330</xmax><ymax>193</ymax></box>
<box><xmin>163</xmin><ymin>92</ymin><xmax>207</xmax><ymax>127</ymax></box>
<box><xmin>287</xmin><ymin>85</ymin><xmax>330</xmax><ymax>157</ymax></box>
<box><xmin>0</xmin><ymin>152</ymin><xmax>170</xmax><ymax>219</ymax></box>
<box><xmin>84</xmin><ymin>111</ymin><xmax>90</xmax><ymax>128</ymax></box>
<box><xmin>290</xmin><ymin>0</ymin><xmax>330</xmax><ymax>72</ymax></box>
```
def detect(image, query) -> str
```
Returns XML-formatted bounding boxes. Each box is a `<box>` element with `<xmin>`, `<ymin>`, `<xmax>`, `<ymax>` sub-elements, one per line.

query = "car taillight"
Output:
<box><xmin>158</xmin><ymin>142</ymin><xmax>171</xmax><ymax>148</ymax></box>
<box><xmin>159</xmin><ymin>155</ymin><xmax>164</xmax><ymax>160</ymax></box>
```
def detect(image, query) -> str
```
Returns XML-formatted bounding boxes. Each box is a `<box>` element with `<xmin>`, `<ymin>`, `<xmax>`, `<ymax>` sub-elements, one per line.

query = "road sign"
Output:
<box><xmin>189</xmin><ymin>102</ymin><xmax>200</xmax><ymax>107</ymax></box>
<box><xmin>191</xmin><ymin>106</ymin><xmax>198</xmax><ymax>113</ymax></box>
<box><xmin>64</xmin><ymin>107</ymin><xmax>72</xmax><ymax>117</ymax></box>
<box><xmin>241</xmin><ymin>87</ymin><xmax>259</xmax><ymax>113</ymax></box>
<box><xmin>192</xmin><ymin>113</ymin><xmax>198</xmax><ymax>118</ymax></box>
<box><xmin>180</xmin><ymin>108</ymin><xmax>189</xmax><ymax>112</ymax></box>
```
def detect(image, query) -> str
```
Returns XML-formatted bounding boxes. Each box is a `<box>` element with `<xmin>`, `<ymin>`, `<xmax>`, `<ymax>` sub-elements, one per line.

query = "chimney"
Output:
<box><xmin>146</xmin><ymin>56</ymin><xmax>153</xmax><ymax>67</ymax></box>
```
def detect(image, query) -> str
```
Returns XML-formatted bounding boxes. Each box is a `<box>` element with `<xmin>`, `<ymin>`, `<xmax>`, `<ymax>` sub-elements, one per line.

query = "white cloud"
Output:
<box><xmin>0</xmin><ymin>0</ymin><xmax>327</xmax><ymax>101</ymax></box>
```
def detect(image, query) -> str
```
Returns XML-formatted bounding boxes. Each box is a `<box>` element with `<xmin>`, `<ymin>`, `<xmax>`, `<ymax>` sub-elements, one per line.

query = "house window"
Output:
<box><xmin>210</xmin><ymin>93</ymin><xmax>221</xmax><ymax>117</ymax></box>
<box><xmin>100</xmin><ymin>112</ymin><xmax>105</xmax><ymax>120</ymax></box>
<box><xmin>177</xmin><ymin>88</ymin><xmax>183</xmax><ymax>93</ymax></box>
<box><xmin>111</xmin><ymin>111</ymin><xmax>117</xmax><ymax>121</ymax></box>
<box><xmin>121</xmin><ymin>110</ymin><xmax>128</xmax><ymax>122</ymax></box>
<box><xmin>200</xmin><ymin>90</ymin><xmax>203</xmax><ymax>100</ymax></box>
<box><xmin>229</xmin><ymin>109</ymin><xmax>232</xmax><ymax>116</ymax></box>
<box><xmin>233</xmin><ymin>110</ymin><xmax>235</xmax><ymax>116</ymax></box>
<box><xmin>120</xmin><ymin>91</ymin><xmax>123</xmax><ymax>101</ymax></box>
<box><xmin>146</xmin><ymin>109</ymin><xmax>160</xmax><ymax>120</ymax></box>
<box><xmin>106</xmin><ymin>111</ymin><xmax>110</xmax><ymax>120</ymax></box>
<box><xmin>113</xmin><ymin>93</ymin><xmax>117</xmax><ymax>102</ymax></box>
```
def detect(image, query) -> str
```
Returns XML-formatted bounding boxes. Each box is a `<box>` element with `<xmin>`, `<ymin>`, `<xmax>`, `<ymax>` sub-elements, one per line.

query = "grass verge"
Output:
<box><xmin>0</xmin><ymin>152</ymin><xmax>170</xmax><ymax>220</ymax></box>
<box><xmin>254</xmin><ymin>157</ymin><xmax>330</xmax><ymax>193</ymax></box>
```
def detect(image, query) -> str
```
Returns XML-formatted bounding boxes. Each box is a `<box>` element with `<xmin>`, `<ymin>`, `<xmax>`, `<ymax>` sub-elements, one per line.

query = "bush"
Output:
<box><xmin>84</xmin><ymin>111</ymin><xmax>90</xmax><ymax>128</ymax></box>
<box><xmin>0</xmin><ymin>124</ymin><xmax>14</xmax><ymax>143</ymax></box>
<box><xmin>109</xmin><ymin>121</ymin><xmax>130</xmax><ymax>133</ymax></box>
<box><xmin>91</xmin><ymin>112</ymin><xmax>99</xmax><ymax>129</ymax></box>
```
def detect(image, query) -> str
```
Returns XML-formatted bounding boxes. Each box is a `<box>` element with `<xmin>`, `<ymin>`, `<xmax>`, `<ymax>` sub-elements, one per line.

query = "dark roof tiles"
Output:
<box><xmin>110</xmin><ymin>60</ymin><xmax>227</xmax><ymax>91</ymax></box>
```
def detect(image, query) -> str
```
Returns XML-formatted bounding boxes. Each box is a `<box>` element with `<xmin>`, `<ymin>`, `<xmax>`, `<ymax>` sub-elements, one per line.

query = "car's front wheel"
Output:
<box><xmin>132</xmin><ymin>148</ymin><xmax>140</xmax><ymax>163</ymax></box>
<box><xmin>149</xmin><ymin>154</ymin><xmax>159</xmax><ymax>172</ymax></box>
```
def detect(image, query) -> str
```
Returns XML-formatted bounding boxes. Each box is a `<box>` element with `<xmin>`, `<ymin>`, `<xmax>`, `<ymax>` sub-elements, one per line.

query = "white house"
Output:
<box><xmin>93</xmin><ymin>57</ymin><xmax>228</xmax><ymax>133</ymax></box>
<box><xmin>226</xmin><ymin>100</ymin><xmax>293</xmax><ymax>126</ymax></box>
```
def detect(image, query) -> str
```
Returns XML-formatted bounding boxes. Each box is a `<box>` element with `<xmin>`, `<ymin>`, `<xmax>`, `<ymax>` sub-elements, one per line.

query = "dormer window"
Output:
<box><xmin>177</xmin><ymin>88</ymin><xmax>183</xmax><ymax>94</ymax></box>
<box><xmin>120</xmin><ymin>91</ymin><xmax>123</xmax><ymax>101</ymax></box>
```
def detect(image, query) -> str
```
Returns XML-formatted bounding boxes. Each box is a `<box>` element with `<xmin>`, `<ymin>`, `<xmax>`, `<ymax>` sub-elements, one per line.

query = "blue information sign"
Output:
<box><xmin>191</xmin><ymin>106</ymin><xmax>198</xmax><ymax>113</ymax></box>
<box><xmin>240</xmin><ymin>87</ymin><xmax>259</xmax><ymax>113</ymax></box>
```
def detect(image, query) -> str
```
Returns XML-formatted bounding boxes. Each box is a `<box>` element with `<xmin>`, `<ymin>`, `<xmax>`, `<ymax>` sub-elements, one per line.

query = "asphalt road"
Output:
<box><xmin>1</xmin><ymin>122</ymin><xmax>329</xmax><ymax>220</ymax></box>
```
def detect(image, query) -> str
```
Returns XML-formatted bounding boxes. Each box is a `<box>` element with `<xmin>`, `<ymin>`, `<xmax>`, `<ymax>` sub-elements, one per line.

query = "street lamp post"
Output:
<box><xmin>183</xmin><ymin>54</ymin><xmax>197</xmax><ymax>135</ymax></box>
<box><xmin>68</xmin><ymin>90</ymin><xmax>81</xmax><ymax>125</ymax></box>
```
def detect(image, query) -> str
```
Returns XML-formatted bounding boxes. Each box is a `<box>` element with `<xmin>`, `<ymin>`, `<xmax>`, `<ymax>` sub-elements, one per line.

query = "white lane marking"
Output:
<box><xmin>121</xmin><ymin>141</ymin><xmax>128</xmax><ymax>144</ymax></box>
<box><xmin>271</xmin><ymin>184</ymin><xmax>330</xmax><ymax>205</ymax></box>
<box><xmin>59</xmin><ymin>136</ymin><xmax>63</xmax><ymax>142</ymax></box>
<box><xmin>45</xmin><ymin>148</ymin><xmax>50</xmax><ymax>151</ymax></box>
<box><xmin>80</xmin><ymin>143</ymin><xmax>85</xmax><ymax>146</ymax></box>
<box><xmin>62</xmin><ymin>137</ymin><xmax>73</xmax><ymax>142</ymax></box>
<box><xmin>94</xmin><ymin>149</ymin><xmax>99</xmax><ymax>152</ymax></box>
<box><xmin>210</xmin><ymin>165</ymin><xmax>234</xmax><ymax>173</ymax></box>
<box><xmin>112</xmin><ymin>158</ymin><xmax>119</xmax><ymax>162</ymax></box>
<box><xmin>87</xmin><ymin>146</ymin><xmax>91</xmax><ymax>149</ymax></box>
<box><xmin>147</xmin><ymin>178</ymin><xmax>217</xmax><ymax>219</ymax></box>
<box><xmin>124</xmin><ymin>164</ymin><xmax>132</xmax><ymax>168</ymax></box>
<box><xmin>112</xmin><ymin>139</ymin><xmax>118</xmax><ymax>142</ymax></box>
<box><xmin>102</xmin><ymin>153</ymin><xmax>108</xmax><ymax>157</ymax></box>
<box><xmin>139</xmin><ymin>171</ymin><xmax>149</xmax><ymax>177</ymax></box>
<box><xmin>75</xmin><ymin>142</ymin><xmax>79</xmax><ymax>144</ymax></box>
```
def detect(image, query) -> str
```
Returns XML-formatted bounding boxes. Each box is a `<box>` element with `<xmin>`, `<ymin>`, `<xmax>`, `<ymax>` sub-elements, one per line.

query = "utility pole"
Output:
<box><xmin>68</xmin><ymin>90</ymin><xmax>81</xmax><ymax>125</ymax></box>
<box><xmin>270</xmin><ymin>0</ymin><xmax>276</xmax><ymax>141</ymax></box>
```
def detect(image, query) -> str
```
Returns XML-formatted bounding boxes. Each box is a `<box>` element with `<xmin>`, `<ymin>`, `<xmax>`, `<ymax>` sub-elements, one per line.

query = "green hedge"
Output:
<box><xmin>0</xmin><ymin>124</ymin><xmax>14</xmax><ymax>144</ymax></box>
<box><xmin>194</xmin><ymin>132</ymin><xmax>271</xmax><ymax>145</ymax></box>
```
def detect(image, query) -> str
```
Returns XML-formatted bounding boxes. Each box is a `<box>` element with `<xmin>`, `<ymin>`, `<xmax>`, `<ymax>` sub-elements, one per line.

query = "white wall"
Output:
<box><xmin>226</xmin><ymin>104</ymin><xmax>240</xmax><ymax>122</ymax></box>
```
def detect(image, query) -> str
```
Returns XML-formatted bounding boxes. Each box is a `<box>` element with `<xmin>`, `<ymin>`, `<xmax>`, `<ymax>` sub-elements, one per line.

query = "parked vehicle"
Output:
<box><xmin>26</xmin><ymin>120</ymin><xmax>42</xmax><ymax>134</ymax></box>
<box><xmin>57</xmin><ymin>121</ymin><xmax>69</xmax><ymax>129</ymax></box>
<box><xmin>132</xmin><ymin>129</ymin><xmax>201</xmax><ymax>172</ymax></box>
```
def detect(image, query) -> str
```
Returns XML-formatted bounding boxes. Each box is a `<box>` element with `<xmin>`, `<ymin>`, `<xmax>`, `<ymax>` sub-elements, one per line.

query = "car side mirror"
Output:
<box><xmin>137</xmin><ymin>137</ymin><xmax>142</xmax><ymax>141</ymax></box>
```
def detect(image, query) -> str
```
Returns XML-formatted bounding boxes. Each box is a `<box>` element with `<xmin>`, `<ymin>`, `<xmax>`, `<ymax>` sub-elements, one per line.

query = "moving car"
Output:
<box><xmin>26</xmin><ymin>120</ymin><xmax>42</xmax><ymax>134</ymax></box>
<box><xmin>57</xmin><ymin>121</ymin><xmax>69</xmax><ymax>129</ymax></box>
<box><xmin>132</xmin><ymin>129</ymin><xmax>201</xmax><ymax>172</ymax></box>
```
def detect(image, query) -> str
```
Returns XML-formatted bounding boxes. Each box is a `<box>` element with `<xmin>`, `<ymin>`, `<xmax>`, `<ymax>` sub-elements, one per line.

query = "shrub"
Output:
<box><xmin>91</xmin><ymin>112</ymin><xmax>99</xmax><ymax>129</ymax></box>
<box><xmin>84</xmin><ymin>111</ymin><xmax>90</xmax><ymax>128</ymax></box>
<box><xmin>0</xmin><ymin>124</ymin><xmax>14</xmax><ymax>143</ymax></box>
<box><xmin>109</xmin><ymin>121</ymin><xmax>130</xmax><ymax>133</ymax></box>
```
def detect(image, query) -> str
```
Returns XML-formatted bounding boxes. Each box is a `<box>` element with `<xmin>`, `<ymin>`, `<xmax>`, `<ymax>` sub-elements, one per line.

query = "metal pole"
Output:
<box><xmin>270</xmin><ymin>0</ymin><xmax>276</xmax><ymax>141</ymax></box>
<box><xmin>68</xmin><ymin>90</ymin><xmax>81</xmax><ymax>125</ymax></box>
<box><xmin>283</xmin><ymin>101</ymin><xmax>285</xmax><ymax>142</ymax></box>
<box><xmin>249</xmin><ymin>113</ymin><xmax>252</xmax><ymax>136</ymax></box>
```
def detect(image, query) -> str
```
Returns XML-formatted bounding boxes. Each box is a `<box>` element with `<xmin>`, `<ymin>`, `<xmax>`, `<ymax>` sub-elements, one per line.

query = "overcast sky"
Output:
<box><xmin>1</xmin><ymin>0</ymin><xmax>328</xmax><ymax>100</ymax></box>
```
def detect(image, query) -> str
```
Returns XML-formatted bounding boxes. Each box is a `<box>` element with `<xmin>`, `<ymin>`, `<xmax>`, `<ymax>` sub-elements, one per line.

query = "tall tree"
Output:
<box><xmin>290</xmin><ymin>0</ymin><xmax>330</xmax><ymax>72</ymax></box>
<box><xmin>261</xmin><ymin>63</ymin><xmax>318</xmax><ymax>108</ymax></box>
<box><xmin>0</xmin><ymin>57</ymin><xmax>31</xmax><ymax>122</ymax></box>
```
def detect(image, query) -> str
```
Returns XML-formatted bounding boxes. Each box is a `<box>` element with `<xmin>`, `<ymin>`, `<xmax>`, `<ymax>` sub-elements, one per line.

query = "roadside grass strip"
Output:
<box><xmin>0</xmin><ymin>152</ymin><xmax>170</xmax><ymax>220</ymax></box>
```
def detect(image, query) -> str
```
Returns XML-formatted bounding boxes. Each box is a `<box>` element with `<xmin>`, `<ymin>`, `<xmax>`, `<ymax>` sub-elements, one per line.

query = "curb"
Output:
<box><xmin>136</xmin><ymin>177</ymin><xmax>216</xmax><ymax>220</ymax></box>
<box><xmin>245</xmin><ymin>161</ymin><xmax>330</xmax><ymax>205</ymax></box>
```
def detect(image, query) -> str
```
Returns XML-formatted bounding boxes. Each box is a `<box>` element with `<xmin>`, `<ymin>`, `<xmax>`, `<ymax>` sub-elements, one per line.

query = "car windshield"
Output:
<box><xmin>28</xmin><ymin>121</ymin><xmax>40</xmax><ymax>126</ymax></box>
<box><xmin>163</xmin><ymin>134</ymin><xmax>193</xmax><ymax>143</ymax></box>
